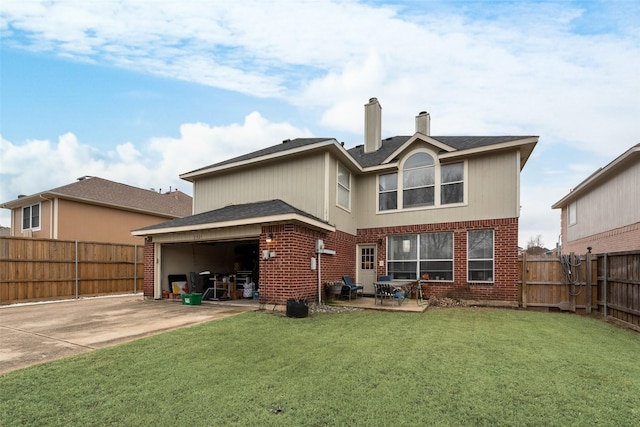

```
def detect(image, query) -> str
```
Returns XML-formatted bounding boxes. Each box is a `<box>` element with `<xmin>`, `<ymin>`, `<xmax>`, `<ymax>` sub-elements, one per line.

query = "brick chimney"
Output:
<box><xmin>415</xmin><ymin>111</ymin><xmax>430</xmax><ymax>136</ymax></box>
<box><xmin>364</xmin><ymin>97</ymin><xmax>382</xmax><ymax>153</ymax></box>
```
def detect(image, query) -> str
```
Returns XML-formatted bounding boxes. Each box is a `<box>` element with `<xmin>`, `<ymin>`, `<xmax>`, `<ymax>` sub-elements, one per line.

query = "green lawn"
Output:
<box><xmin>1</xmin><ymin>308</ymin><xmax>639</xmax><ymax>426</ymax></box>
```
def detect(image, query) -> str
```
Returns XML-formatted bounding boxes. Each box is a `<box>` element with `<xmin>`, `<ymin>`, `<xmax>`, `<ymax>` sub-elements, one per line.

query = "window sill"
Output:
<box><xmin>377</xmin><ymin>202</ymin><xmax>467</xmax><ymax>215</ymax></box>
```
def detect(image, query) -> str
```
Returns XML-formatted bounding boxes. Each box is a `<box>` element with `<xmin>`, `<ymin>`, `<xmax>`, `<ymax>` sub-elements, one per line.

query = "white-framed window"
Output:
<box><xmin>377</xmin><ymin>151</ymin><xmax>465</xmax><ymax>212</ymax></box>
<box><xmin>22</xmin><ymin>203</ymin><xmax>41</xmax><ymax>231</ymax></box>
<box><xmin>467</xmin><ymin>230</ymin><xmax>494</xmax><ymax>283</ymax></box>
<box><xmin>420</xmin><ymin>232</ymin><xmax>454</xmax><ymax>281</ymax></box>
<box><xmin>387</xmin><ymin>232</ymin><xmax>454</xmax><ymax>280</ymax></box>
<box><xmin>403</xmin><ymin>152</ymin><xmax>435</xmax><ymax>208</ymax></box>
<box><xmin>568</xmin><ymin>201</ymin><xmax>577</xmax><ymax>226</ymax></box>
<box><xmin>441</xmin><ymin>162</ymin><xmax>464</xmax><ymax>205</ymax></box>
<box><xmin>337</xmin><ymin>162</ymin><xmax>351</xmax><ymax>210</ymax></box>
<box><xmin>378</xmin><ymin>172</ymin><xmax>398</xmax><ymax>211</ymax></box>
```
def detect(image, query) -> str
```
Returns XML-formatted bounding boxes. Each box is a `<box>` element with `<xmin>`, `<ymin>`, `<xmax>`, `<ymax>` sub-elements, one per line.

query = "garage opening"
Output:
<box><xmin>161</xmin><ymin>239</ymin><xmax>260</xmax><ymax>301</ymax></box>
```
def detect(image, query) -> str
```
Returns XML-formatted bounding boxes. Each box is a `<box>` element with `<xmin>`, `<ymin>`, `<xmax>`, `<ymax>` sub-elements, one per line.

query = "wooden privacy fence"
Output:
<box><xmin>519</xmin><ymin>251</ymin><xmax>640</xmax><ymax>332</ymax></box>
<box><xmin>0</xmin><ymin>237</ymin><xmax>143</xmax><ymax>305</ymax></box>
<box><xmin>598</xmin><ymin>251</ymin><xmax>640</xmax><ymax>332</ymax></box>
<box><xmin>519</xmin><ymin>253</ymin><xmax>598</xmax><ymax>313</ymax></box>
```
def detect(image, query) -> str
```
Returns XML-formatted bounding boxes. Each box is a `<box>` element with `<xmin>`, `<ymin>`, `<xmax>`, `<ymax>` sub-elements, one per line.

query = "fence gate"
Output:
<box><xmin>519</xmin><ymin>253</ymin><xmax>597</xmax><ymax>313</ymax></box>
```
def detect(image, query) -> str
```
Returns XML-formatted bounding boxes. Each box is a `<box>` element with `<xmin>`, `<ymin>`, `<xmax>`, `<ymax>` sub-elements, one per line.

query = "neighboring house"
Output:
<box><xmin>134</xmin><ymin>98</ymin><xmax>538</xmax><ymax>305</ymax></box>
<box><xmin>552</xmin><ymin>144</ymin><xmax>640</xmax><ymax>254</ymax></box>
<box><xmin>1</xmin><ymin>176</ymin><xmax>192</xmax><ymax>245</ymax></box>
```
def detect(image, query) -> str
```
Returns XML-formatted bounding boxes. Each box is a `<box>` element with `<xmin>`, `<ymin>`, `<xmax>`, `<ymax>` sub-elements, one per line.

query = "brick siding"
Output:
<box><xmin>561</xmin><ymin>221</ymin><xmax>640</xmax><ymax>255</ymax></box>
<box><xmin>256</xmin><ymin>218</ymin><xmax>519</xmax><ymax>305</ymax></box>
<box><xmin>356</xmin><ymin>218</ymin><xmax>520</xmax><ymax>302</ymax></box>
<box><xmin>143</xmin><ymin>218</ymin><xmax>520</xmax><ymax>305</ymax></box>
<box><xmin>143</xmin><ymin>239</ymin><xmax>154</xmax><ymax>298</ymax></box>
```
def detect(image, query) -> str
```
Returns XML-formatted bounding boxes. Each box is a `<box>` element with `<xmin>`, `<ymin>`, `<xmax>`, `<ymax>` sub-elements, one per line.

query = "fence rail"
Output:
<box><xmin>0</xmin><ymin>237</ymin><xmax>143</xmax><ymax>305</ymax></box>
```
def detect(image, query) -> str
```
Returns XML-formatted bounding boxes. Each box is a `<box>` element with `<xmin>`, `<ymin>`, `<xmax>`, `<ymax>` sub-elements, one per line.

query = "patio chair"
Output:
<box><xmin>342</xmin><ymin>276</ymin><xmax>364</xmax><ymax>297</ymax></box>
<box><xmin>374</xmin><ymin>282</ymin><xmax>394</xmax><ymax>305</ymax></box>
<box><xmin>339</xmin><ymin>283</ymin><xmax>360</xmax><ymax>301</ymax></box>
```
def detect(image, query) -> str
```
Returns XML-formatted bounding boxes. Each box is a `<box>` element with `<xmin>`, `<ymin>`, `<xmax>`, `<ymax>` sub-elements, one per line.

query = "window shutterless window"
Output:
<box><xmin>378</xmin><ymin>172</ymin><xmax>398</xmax><ymax>211</ymax></box>
<box><xmin>387</xmin><ymin>232</ymin><xmax>453</xmax><ymax>281</ymax></box>
<box><xmin>419</xmin><ymin>232</ymin><xmax>454</xmax><ymax>280</ymax></box>
<box><xmin>467</xmin><ymin>230</ymin><xmax>494</xmax><ymax>282</ymax></box>
<box><xmin>441</xmin><ymin>162</ymin><xmax>464</xmax><ymax>204</ymax></box>
<box><xmin>22</xmin><ymin>203</ymin><xmax>41</xmax><ymax>231</ymax></box>
<box><xmin>403</xmin><ymin>152</ymin><xmax>435</xmax><ymax>208</ymax></box>
<box><xmin>337</xmin><ymin>163</ymin><xmax>351</xmax><ymax>210</ymax></box>
<box><xmin>568</xmin><ymin>201</ymin><xmax>577</xmax><ymax>226</ymax></box>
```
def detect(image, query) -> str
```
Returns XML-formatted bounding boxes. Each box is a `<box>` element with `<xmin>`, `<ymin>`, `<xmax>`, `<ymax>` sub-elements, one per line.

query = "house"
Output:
<box><xmin>1</xmin><ymin>176</ymin><xmax>192</xmax><ymax>245</ymax></box>
<box><xmin>133</xmin><ymin>98</ymin><xmax>538</xmax><ymax>305</ymax></box>
<box><xmin>552</xmin><ymin>144</ymin><xmax>640</xmax><ymax>254</ymax></box>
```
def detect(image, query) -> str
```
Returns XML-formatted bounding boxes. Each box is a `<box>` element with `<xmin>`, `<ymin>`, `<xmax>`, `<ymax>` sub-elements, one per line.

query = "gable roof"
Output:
<box><xmin>180</xmin><ymin>138</ymin><xmax>342</xmax><ymax>180</ymax></box>
<box><xmin>552</xmin><ymin>143</ymin><xmax>640</xmax><ymax>209</ymax></box>
<box><xmin>348</xmin><ymin>135</ymin><xmax>537</xmax><ymax>169</ymax></box>
<box><xmin>132</xmin><ymin>199</ymin><xmax>334</xmax><ymax>235</ymax></box>
<box><xmin>1</xmin><ymin>177</ymin><xmax>192</xmax><ymax>218</ymax></box>
<box><xmin>180</xmin><ymin>133</ymin><xmax>538</xmax><ymax>182</ymax></box>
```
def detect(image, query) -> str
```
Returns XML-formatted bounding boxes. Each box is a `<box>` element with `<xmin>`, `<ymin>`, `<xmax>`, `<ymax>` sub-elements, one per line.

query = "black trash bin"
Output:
<box><xmin>286</xmin><ymin>299</ymin><xmax>309</xmax><ymax>318</ymax></box>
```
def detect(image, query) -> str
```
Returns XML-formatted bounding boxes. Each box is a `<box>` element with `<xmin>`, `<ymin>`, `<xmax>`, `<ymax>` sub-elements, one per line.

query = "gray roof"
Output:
<box><xmin>135</xmin><ymin>199</ymin><xmax>328</xmax><ymax>232</ymax></box>
<box><xmin>347</xmin><ymin>135</ymin><xmax>534</xmax><ymax>168</ymax></box>
<box><xmin>184</xmin><ymin>135</ymin><xmax>535</xmax><ymax>174</ymax></box>
<box><xmin>3</xmin><ymin>177</ymin><xmax>192</xmax><ymax>218</ymax></box>
<box><xmin>184</xmin><ymin>138</ymin><xmax>333</xmax><ymax>175</ymax></box>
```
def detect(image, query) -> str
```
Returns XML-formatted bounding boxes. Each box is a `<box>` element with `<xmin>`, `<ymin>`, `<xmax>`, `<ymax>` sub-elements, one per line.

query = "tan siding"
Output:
<box><xmin>56</xmin><ymin>199</ymin><xmax>170</xmax><ymax>244</ymax></box>
<box><xmin>12</xmin><ymin>200</ymin><xmax>53</xmax><ymax>239</ymax></box>
<box><xmin>567</xmin><ymin>161</ymin><xmax>640</xmax><ymax>242</ymax></box>
<box><xmin>467</xmin><ymin>151</ymin><xmax>519</xmax><ymax>218</ymax></box>
<box><xmin>193</xmin><ymin>153</ymin><xmax>327</xmax><ymax>220</ymax></box>
<box><xmin>356</xmin><ymin>150</ymin><xmax>520</xmax><ymax>228</ymax></box>
<box><xmin>328</xmin><ymin>155</ymin><xmax>357</xmax><ymax>234</ymax></box>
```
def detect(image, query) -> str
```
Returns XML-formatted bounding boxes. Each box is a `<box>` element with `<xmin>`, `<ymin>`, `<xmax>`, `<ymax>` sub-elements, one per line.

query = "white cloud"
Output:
<box><xmin>1</xmin><ymin>0</ymin><xmax>639</xmax><ymax>239</ymax></box>
<box><xmin>0</xmin><ymin>113</ymin><xmax>310</xmax><ymax>226</ymax></box>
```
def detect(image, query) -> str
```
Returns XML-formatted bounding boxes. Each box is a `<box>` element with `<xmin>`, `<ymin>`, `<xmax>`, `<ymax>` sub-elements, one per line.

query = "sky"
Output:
<box><xmin>1</xmin><ymin>0</ymin><xmax>639</xmax><ymax>249</ymax></box>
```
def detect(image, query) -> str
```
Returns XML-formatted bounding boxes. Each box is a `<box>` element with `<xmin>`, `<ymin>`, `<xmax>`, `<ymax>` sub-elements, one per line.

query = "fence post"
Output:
<box><xmin>603</xmin><ymin>253</ymin><xmax>608</xmax><ymax>318</ymax></box>
<box><xmin>75</xmin><ymin>240</ymin><xmax>79</xmax><ymax>300</ymax></box>
<box><xmin>521</xmin><ymin>253</ymin><xmax>527</xmax><ymax>308</ymax></box>
<box><xmin>585</xmin><ymin>250</ymin><xmax>592</xmax><ymax>314</ymax></box>
<box><xmin>134</xmin><ymin>244</ymin><xmax>138</xmax><ymax>294</ymax></box>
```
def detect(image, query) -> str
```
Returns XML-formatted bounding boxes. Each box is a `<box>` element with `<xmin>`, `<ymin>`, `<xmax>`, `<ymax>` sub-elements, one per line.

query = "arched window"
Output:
<box><xmin>403</xmin><ymin>152</ymin><xmax>434</xmax><ymax>208</ymax></box>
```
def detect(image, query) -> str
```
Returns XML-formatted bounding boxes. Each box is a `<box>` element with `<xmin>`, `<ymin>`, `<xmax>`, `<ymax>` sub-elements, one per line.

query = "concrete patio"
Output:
<box><xmin>324</xmin><ymin>295</ymin><xmax>429</xmax><ymax>312</ymax></box>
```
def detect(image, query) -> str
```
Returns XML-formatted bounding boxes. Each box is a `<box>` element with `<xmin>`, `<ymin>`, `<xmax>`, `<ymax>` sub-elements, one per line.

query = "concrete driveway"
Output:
<box><xmin>0</xmin><ymin>294</ymin><xmax>255</xmax><ymax>374</ymax></box>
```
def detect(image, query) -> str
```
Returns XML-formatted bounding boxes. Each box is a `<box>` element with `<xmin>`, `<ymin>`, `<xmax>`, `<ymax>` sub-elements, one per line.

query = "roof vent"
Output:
<box><xmin>282</xmin><ymin>139</ymin><xmax>291</xmax><ymax>144</ymax></box>
<box><xmin>77</xmin><ymin>175</ymin><xmax>92</xmax><ymax>181</ymax></box>
<box><xmin>18</xmin><ymin>194</ymin><xmax>27</xmax><ymax>198</ymax></box>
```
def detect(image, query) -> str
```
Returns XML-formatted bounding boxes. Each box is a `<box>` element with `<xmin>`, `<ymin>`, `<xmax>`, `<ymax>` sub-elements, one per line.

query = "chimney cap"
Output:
<box><xmin>369</xmin><ymin>97</ymin><xmax>378</xmax><ymax>103</ymax></box>
<box><xmin>418</xmin><ymin>111</ymin><xmax>428</xmax><ymax>116</ymax></box>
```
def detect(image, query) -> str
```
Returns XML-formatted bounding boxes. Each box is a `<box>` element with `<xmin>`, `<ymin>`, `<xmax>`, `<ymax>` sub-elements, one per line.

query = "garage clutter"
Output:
<box><xmin>165</xmin><ymin>271</ymin><xmax>257</xmax><ymax>303</ymax></box>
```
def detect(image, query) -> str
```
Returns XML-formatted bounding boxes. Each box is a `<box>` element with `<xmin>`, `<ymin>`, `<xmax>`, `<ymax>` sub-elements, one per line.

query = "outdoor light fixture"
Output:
<box><xmin>266</xmin><ymin>233</ymin><xmax>273</xmax><ymax>244</ymax></box>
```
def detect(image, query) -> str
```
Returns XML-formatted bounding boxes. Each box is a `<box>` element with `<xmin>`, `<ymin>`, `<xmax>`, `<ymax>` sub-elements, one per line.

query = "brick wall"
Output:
<box><xmin>142</xmin><ymin>217</ymin><xmax>520</xmax><ymax>305</ymax></box>
<box><xmin>143</xmin><ymin>239</ymin><xmax>154</xmax><ymax>298</ymax></box>
<box><xmin>258</xmin><ymin>225</ymin><xmax>357</xmax><ymax>305</ymax></box>
<box><xmin>357</xmin><ymin>217</ymin><xmax>520</xmax><ymax>302</ymax></box>
<box><xmin>561</xmin><ymin>222</ymin><xmax>640</xmax><ymax>255</ymax></box>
